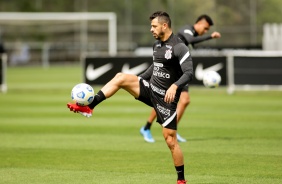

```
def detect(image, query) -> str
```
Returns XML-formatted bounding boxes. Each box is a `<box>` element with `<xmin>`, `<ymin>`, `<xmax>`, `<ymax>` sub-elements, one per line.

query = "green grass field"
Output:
<box><xmin>0</xmin><ymin>65</ymin><xmax>282</xmax><ymax>184</ymax></box>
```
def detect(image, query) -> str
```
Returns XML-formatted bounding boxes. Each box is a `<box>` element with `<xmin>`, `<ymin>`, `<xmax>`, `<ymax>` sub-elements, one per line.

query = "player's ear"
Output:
<box><xmin>163</xmin><ymin>22</ymin><xmax>168</xmax><ymax>30</ymax></box>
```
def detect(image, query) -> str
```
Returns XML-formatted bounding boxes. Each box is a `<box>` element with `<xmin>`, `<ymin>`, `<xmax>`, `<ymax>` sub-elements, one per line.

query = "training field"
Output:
<box><xmin>0</xmin><ymin>65</ymin><xmax>281</xmax><ymax>184</ymax></box>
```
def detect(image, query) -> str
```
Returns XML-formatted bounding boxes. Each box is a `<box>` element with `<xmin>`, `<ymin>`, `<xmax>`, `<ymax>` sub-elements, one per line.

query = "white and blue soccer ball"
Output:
<box><xmin>71</xmin><ymin>83</ymin><xmax>94</xmax><ymax>106</ymax></box>
<box><xmin>203</xmin><ymin>71</ymin><xmax>221</xmax><ymax>88</ymax></box>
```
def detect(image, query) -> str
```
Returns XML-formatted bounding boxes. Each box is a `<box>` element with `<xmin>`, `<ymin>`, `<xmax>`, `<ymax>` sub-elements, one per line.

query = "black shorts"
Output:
<box><xmin>136</xmin><ymin>77</ymin><xmax>180</xmax><ymax>130</ymax></box>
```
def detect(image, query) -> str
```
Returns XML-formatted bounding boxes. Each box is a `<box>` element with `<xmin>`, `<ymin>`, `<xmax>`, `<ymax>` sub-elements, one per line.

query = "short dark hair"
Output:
<box><xmin>196</xmin><ymin>14</ymin><xmax>214</xmax><ymax>26</ymax></box>
<box><xmin>149</xmin><ymin>11</ymin><xmax>171</xmax><ymax>28</ymax></box>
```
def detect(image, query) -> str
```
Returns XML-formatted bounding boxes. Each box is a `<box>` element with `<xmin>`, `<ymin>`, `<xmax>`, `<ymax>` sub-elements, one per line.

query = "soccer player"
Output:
<box><xmin>67</xmin><ymin>11</ymin><xmax>193</xmax><ymax>184</ymax></box>
<box><xmin>140</xmin><ymin>14</ymin><xmax>221</xmax><ymax>143</ymax></box>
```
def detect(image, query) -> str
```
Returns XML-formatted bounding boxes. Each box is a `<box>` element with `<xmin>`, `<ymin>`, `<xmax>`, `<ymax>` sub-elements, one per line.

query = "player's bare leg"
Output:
<box><xmin>162</xmin><ymin>127</ymin><xmax>185</xmax><ymax>182</ymax></box>
<box><xmin>100</xmin><ymin>73</ymin><xmax>140</xmax><ymax>98</ymax></box>
<box><xmin>147</xmin><ymin>109</ymin><xmax>157</xmax><ymax>123</ymax></box>
<box><xmin>175</xmin><ymin>91</ymin><xmax>190</xmax><ymax>142</ymax></box>
<box><xmin>67</xmin><ymin>73</ymin><xmax>140</xmax><ymax>116</ymax></box>
<box><xmin>176</xmin><ymin>92</ymin><xmax>190</xmax><ymax>123</ymax></box>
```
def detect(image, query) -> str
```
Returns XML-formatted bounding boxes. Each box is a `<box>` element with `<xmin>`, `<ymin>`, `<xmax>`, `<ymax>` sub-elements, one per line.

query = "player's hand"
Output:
<box><xmin>211</xmin><ymin>31</ymin><xmax>221</xmax><ymax>38</ymax></box>
<box><xmin>164</xmin><ymin>84</ymin><xmax>178</xmax><ymax>103</ymax></box>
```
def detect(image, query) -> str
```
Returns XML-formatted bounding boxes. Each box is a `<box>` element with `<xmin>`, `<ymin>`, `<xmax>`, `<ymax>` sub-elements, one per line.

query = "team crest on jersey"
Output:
<box><xmin>165</xmin><ymin>49</ymin><xmax>172</xmax><ymax>59</ymax></box>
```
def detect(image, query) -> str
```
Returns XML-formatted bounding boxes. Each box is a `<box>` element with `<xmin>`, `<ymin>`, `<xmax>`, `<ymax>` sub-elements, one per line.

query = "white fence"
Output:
<box><xmin>263</xmin><ymin>23</ymin><xmax>282</xmax><ymax>51</ymax></box>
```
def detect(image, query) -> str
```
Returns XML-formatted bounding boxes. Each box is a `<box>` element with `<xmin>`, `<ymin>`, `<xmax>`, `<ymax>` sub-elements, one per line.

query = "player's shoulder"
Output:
<box><xmin>153</xmin><ymin>40</ymin><xmax>161</xmax><ymax>48</ymax></box>
<box><xmin>178</xmin><ymin>24</ymin><xmax>193</xmax><ymax>32</ymax></box>
<box><xmin>170</xmin><ymin>34</ymin><xmax>186</xmax><ymax>45</ymax></box>
<box><xmin>178</xmin><ymin>24</ymin><xmax>194</xmax><ymax>36</ymax></box>
<box><xmin>170</xmin><ymin>35</ymin><xmax>189</xmax><ymax>54</ymax></box>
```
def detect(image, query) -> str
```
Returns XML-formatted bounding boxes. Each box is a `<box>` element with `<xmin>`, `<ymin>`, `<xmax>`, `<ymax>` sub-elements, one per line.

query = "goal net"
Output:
<box><xmin>0</xmin><ymin>12</ymin><xmax>117</xmax><ymax>66</ymax></box>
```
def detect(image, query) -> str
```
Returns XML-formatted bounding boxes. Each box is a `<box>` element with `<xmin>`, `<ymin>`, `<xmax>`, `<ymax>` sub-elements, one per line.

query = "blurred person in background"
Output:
<box><xmin>140</xmin><ymin>14</ymin><xmax>221</xmax><ymax>143</ymax></box>
<box><xmin>10</xmin><ymin>41</ymin><xmax>30</xmax><ymax>66</ymax></box>
<box><xmin>0</xmin><ymin>37</ymin><xmax>5</xmax><ymax>54</ymax></box>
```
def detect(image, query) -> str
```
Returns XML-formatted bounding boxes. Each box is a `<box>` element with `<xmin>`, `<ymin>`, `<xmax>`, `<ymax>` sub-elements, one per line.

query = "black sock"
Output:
<box><xmin>175</xmin><ymin>165</ymin><xmax>185</xmax><ymax>180</ymax></box>
<box><xmin>88</xmin><ymin>90</ymin><xmax>106</xmax><ymax>109</ymax></box>
<box><xmin>144</xmin><ymin>121</ymin><xmax>152</xmax><ymax>130</ymax></box>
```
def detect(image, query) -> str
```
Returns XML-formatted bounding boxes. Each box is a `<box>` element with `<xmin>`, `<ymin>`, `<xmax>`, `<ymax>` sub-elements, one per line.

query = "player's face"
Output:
<box><xmin>197</xmin><ymin>19</ymin><xmax>210</xmax><ymax>35</ymax></box>
<box><xmin>150</xmin><ymin>17</ymin><xmax>165</xmax><ymax>40</ymax></box>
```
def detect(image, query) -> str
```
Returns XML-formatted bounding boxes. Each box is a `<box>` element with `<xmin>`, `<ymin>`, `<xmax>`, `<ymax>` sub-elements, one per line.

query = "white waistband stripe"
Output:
<box><xmin>162</xmin><ymin>111</ymin><xmax>177</xmax><ymax>127</ymax></box>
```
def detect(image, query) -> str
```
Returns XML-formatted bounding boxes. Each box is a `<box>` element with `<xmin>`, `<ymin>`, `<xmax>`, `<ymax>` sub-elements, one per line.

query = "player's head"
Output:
<box><xmin>194</xmin><ymin>14</ymin><xmax>214</xmax><ymax>36</ymax></box>
<box><xmin>149</xmin><ymin>11</ymin><xmax>171</xmax><ymax>40</ymax></box>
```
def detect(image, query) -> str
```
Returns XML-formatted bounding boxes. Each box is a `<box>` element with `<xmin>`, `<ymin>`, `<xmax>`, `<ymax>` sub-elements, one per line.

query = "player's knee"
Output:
<box><xmin>114</xmin><ymin>72</ymin><xmax>127</xmax><ymax>85</ymax></box>
<box><xmin>165</xmin><ymin>136</ymin><xmax>176</xmax><ymax>151</ymax></box>
<box><xmin>180</xmin><ymin>97</ymin><xmax>190</xmax><ymax>107</ymax></box>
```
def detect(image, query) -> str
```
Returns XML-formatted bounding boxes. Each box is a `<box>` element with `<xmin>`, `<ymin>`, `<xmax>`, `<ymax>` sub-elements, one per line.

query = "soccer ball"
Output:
<box><xmin>71</xmin><ymin>83</ymin><xmax>94</xmax><ymax>106</ymax></box>
<box><xmin>203</xmin><ymin>71</ymin><xmax>221</xmax><ymax>88</ymax></box>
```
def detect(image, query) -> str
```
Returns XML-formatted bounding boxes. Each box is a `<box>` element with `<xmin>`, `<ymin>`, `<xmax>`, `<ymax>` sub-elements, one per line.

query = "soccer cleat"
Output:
<box><xmin>140</xmin><ymin>126</ymin><xmax>155</xmax><ymax>143</ymax></box>
<box><xmin>67</xmin><ymin>103</ymin><xmax>93</xmax><ymax>118</ymax></box>
<box><xmin>177</xmin><ymin>180</ymin><xmax>187</xmax><ymax>184</ymax></box>
<box><xmin>177</xmin><ymin>133</ymin><xmax>187</xmax><ymax>142</ymax></box>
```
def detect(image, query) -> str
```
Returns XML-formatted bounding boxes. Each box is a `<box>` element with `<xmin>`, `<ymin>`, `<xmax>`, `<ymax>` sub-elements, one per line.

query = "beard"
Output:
<box><xmin>153</xmin><ymin>30</ymin><xmax>165</xmax><ymax>40</ymax></box>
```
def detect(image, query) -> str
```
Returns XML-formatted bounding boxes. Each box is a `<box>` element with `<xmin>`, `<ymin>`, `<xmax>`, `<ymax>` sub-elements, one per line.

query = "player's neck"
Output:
<box><xmin>161</xmin><ymin>31</ymin><xmax>173</xmax><ymax>42</ymax></box>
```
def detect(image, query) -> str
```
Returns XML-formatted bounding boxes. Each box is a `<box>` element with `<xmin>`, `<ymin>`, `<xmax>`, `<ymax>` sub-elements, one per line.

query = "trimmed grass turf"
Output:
<box><xmin>0</xmin><ymin>66</ymin><xmax>282</xmax><ymax>183</ymax></box>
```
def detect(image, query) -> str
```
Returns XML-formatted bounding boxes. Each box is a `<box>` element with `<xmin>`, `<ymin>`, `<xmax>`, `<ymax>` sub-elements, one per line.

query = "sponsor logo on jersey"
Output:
<box><xmin>153</xmin><ymin>62</ymin><xmax>163</xmax><ymax>67</ymax></box>
<box><xmin>165</xmin><ymin>49</ymin><xmax>172</xmax><ymax>59</ymax></box>
<box><xmin>150</xmin><ymin>83</ymin><xmax>165</xmax><ymax>96</ymax></box>
<box><xmin>153</xmin><ymin>70</ymin><xmax>170</xmax><ymax>78</ymax></box>
<box><xmin>153</xmin><ymin>62</ymin><xmax>170</xmax><ymax>78</ymax></box>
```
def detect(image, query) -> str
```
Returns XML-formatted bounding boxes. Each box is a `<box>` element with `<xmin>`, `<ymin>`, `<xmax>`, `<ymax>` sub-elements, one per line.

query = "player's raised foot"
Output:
<box><xmin>177</xmin><ymin>133</ymin><xmax>187</xmax><ymax>142</ymax></box>
<box><xmin>67</xmin><ymin>103</ymin><xmax>93</xmax><ymax>118</ymax></box>
<box><xmin>140</xmin><ymin>126</ymin><xmax>155</xmax><ymax>143</ymax></box>
<box><xmin>177</xmin><ymin>180</ymin><xmax>187</xmax><ymax>184</ymax></box>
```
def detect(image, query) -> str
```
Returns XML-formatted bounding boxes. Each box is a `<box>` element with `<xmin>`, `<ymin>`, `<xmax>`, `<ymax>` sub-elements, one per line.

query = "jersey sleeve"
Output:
<box><xmin>178</xmin><ymin>27</ymin><xmax>212</xmax><ymax>45</ymax></box>
<box><xmin>173</xmin><ymin>43</ymin><xmax>193</xmax><ymax>88</ymax></box>
<box><xmin>188</xmin><ymin>34</ymin><xmax>212</xmax><ymax>45</ymax></box>
<box><xmin>138</xmin><ymin>42</ymin><xmax>157</xmax><ymax>80</ymax></box>
<box><xmin>138</xmin><ymin>64</ymin><xmax>154</xmax><ymax>80</ymax></box>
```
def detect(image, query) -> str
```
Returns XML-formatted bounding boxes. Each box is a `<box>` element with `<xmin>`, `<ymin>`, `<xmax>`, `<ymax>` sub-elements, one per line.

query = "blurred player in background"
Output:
<box><xmin>140</xmin><ymin>14</ymin><xmax>221</xmax><ymax>143</ymax></box>
<box><xmin>67</xmin><ymin>11</ymin><xmax>193</xmax><ymax>184</ymax></box>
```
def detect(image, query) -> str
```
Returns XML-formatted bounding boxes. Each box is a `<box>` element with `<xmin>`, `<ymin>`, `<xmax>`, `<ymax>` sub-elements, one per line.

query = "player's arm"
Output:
<box><xmin>184</xmin><ymin>33</ymin><xmax>212</xmax><ymax>45</ymax></box>
<box><xmin>181</xmin><ymin>30</ymin><xmax>221</xmax><ymax>45</ymax></box>
<box><xmin>138</xmin><ymin>64</ymin><xmax>154</xmax><ymax>80</ymax></box>
<box><xmin>164</xmin><ymin>43</ymin><xmax>193</xmax><ymax>103</ymax></box>
<box><xmin>138</xmin><ymin>42</ymin><xmax>157</xmax><ymax>80</ymax></box>
<box><xmin>174</xmin><ymin>43</ymin><xmax>193</xmax><ymax>87</ymax></box>
<box><xmin>211</xmin><ymin>31</ymin><xmax>221</xmax><ymax>38</ymax></box>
